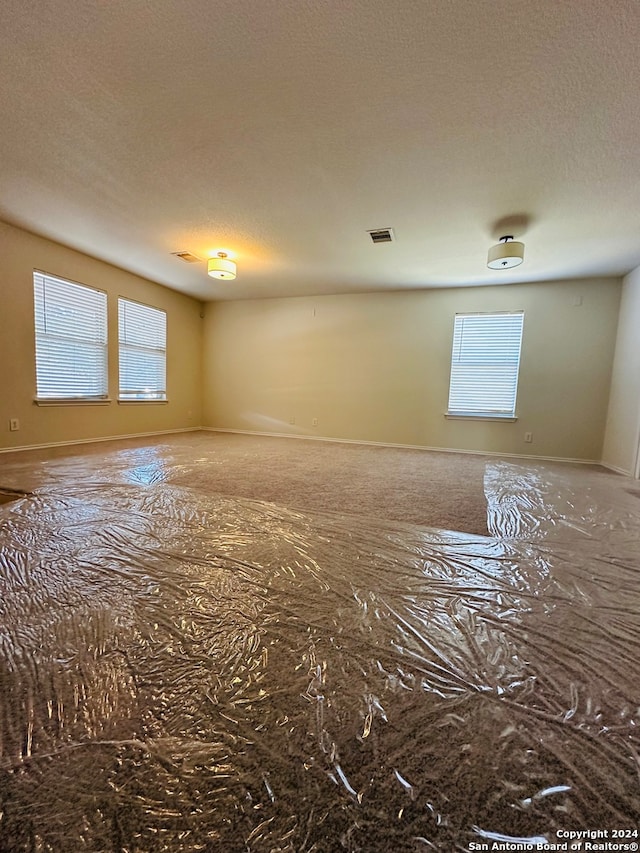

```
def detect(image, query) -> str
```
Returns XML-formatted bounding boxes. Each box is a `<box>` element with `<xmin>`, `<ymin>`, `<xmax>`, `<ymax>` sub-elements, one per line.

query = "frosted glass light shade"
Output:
<box><xmin>208</xmin><ymin>256</ymin><xmax>237</xmax><ymax>279</ymax></box>
<box><xmin>487</xmin><ymin>240</ymin><xmax>524</xmax><ymax>270</ymax></box>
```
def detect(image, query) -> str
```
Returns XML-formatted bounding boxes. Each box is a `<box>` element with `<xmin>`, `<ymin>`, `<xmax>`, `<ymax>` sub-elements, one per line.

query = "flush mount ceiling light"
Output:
<box><xmin>207</xmin><ymin>252</ymin><xmax>237</xmax><ymax>280</ymax></box>
<box><xmin>487</xmin><ymin>235</ymin><xmax>525</xmax><ymax>270</ymax></box>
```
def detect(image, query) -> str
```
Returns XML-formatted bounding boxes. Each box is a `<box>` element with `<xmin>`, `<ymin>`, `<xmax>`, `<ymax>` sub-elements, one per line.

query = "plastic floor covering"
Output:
<box><xmin>0</xmin><ymin>444</ymin><xmax>639</xmax><ymax>851</ymax></box>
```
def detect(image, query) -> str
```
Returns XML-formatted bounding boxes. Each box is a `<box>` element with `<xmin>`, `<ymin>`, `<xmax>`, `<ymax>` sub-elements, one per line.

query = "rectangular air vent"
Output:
<box><xmin>367</xmin><ymin>228</ymin><xmax>394</xmax><ymax>244</ymax></box>
<box><xmin>171</xmin><ymin>251</ymin><xmax>202</xmax><ymax>263</ymax></box>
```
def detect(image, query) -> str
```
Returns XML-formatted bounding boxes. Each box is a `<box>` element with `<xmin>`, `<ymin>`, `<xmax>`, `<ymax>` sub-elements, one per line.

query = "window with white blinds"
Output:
<box><xmin>33</xmin><ymin>271</ymin><xmax>108</xmax><ymax>400</ymax></box>
<box><xmin>447</xmin><ymin>311</ymin><xmax>524</xmax><ymax>417</ymax></box>
<box><xmin>118</xmin><ymin>298</ymin><xmax>167</xmax><ymax>400</ymax></box>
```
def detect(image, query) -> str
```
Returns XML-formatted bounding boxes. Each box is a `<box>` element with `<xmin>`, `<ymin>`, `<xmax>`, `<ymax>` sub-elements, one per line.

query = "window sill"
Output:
<box><xmin>445</xmin><ymin>413</ymin><xmax>517</xmax><ymax>422</ymax></box>
<box><xmin>35</xmin><ymin>398</ymin><xmax>112</xmax><ymax>407</ymax></box>
<box><xmin>117</xmin><ymin>399</ymin><xmax>168</xmax><ymax>405</ymax></box>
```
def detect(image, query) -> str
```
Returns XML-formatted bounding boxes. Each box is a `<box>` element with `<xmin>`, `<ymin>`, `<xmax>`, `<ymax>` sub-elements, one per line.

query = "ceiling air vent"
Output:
<box><xmin>367</xmin><ymin>228</ymin><xmax>394</xmax><ymax>244</ymax></box>
<box><xmin>171</xmin><ymin>251</ymin><xmax>202</xmax><ymax>263</ymax></box>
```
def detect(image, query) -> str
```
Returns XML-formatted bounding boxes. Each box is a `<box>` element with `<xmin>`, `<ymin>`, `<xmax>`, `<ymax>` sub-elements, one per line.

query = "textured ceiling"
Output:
<box><xmin>1</xmin><ymin>0</ymin><xmax>639</xmax><ymax>301</ymax></box>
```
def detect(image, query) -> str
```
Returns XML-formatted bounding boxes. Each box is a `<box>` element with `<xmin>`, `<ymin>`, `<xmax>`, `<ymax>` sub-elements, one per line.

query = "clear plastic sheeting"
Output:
<box><xmin>0</xmin><ymin>449</ymin><xmax>639</xmax><ymax>851</ymax></box>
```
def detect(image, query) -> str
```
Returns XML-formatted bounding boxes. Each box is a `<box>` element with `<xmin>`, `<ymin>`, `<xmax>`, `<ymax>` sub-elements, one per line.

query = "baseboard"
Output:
<box><xmin>598</xmin><ymin>461</ymin><xmax>632</xmax><ymax>476</ymax></box>
<box><xmin>0</xmin><ymin>426</ymin><xmax>202</xmax><ymax>455</ymax></box>
<box><xmin>201</xmin><ymin>427</ymin><xmax>600</xmax><ymax>466</ymax></box>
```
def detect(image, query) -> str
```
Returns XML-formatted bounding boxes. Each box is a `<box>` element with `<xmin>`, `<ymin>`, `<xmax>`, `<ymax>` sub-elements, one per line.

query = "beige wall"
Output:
<box><xmin>203</xmin><ymin>278</ymin><xmax>621</xmax><ymax>461</ymax></box>
<box><xmin>0</xmin><ymin>220</ymin><xmax>203</xmax><ymax>450</ymax></box>
<box><xmin>0</xmin><ymin>219</ymin><xmax>623</xmax><ymax>463</ymax></box>
<box><xmin>602</xmin><ymin>266</ymin><xmax>640</xmax><ymax>475</ymax></box>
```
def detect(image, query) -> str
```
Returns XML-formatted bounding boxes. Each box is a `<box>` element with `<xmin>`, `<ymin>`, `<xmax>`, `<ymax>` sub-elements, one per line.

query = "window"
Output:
<box><xmin>118</xmin><ymin>298</ymin><xmax>167</xmax><ymax>400</ymax></box>
<box><xmin>33</xmin><ymin>271</ymin><xmax>108</xmax><ymax>401</ymax></box>
<box><xmin>447</xmin><ymin>311</ymin><xmax>524</xmax><ymax>418</ymax></box>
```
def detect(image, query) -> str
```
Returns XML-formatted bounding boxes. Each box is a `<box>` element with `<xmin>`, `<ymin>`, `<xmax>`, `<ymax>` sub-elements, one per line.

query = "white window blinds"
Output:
<box><xmin>33</xmin><ymin>272</ymin><xmax>108</xmax><ymax>400</ymax></box>
<box><xmin>118</xmin><ymin>298</ymin><xmax>167</xmax><ymax>400</ymax></box>
<box><xmin>447</xmin><ymin>311</ymin><xmax>524</xmax><ymax>417</ymax></box>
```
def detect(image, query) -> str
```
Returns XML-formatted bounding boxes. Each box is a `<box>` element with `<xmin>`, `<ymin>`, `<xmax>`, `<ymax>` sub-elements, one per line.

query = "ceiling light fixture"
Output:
<box><xmin>207</xmin><ymin>252</ymin><xmax>237</xmax><ymax>280</ymax></box>
<box><xmin>487</xmin><ymin>235</ymin><xmax>525</xmax><ymax>269</ymax></box>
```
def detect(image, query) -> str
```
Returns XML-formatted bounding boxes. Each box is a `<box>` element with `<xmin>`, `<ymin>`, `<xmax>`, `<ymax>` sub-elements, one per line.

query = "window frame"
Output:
<box><xmin>117</xmin><ymin>297</ymin><xmax>167</xmax><ymax>402</ymax></box>
<box><xmin>446</xmin><ymin>310</ymin><xmax>524</xmax><ymax>420</ymax></box>
<box><xmin>33</xmin><ymin>270</ymin><xmax>109</xmax><ymax>404</ymax></box>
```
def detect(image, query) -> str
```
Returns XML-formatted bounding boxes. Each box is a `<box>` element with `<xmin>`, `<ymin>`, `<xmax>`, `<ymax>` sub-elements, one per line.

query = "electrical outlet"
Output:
<box><xmin>9</xmin><ymin>418</ymin><xmax>19</xmax><ymax>432</ymax></box>
<box><xmin>312</xmin><ymin>417</ymin><xmax>318</xmax><ymax>427</ymax></box>
<box><xmin>524</xmin><ymin>431</ymin><xmax>533</xmax><ymax>443</ymax></box>
<box><xmin>289</xmin><ymin>416</ymin><xmax>296</xmax><ymax>425</ymax></box>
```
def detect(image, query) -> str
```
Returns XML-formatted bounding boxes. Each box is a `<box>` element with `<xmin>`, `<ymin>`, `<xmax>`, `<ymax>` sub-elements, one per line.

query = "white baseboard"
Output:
<box><xmin>201</xmin><ymin>427</ymin><xmax>601</xmax><ymax>466</ymax></box>
<box><xmin>0</xmin><ymin>427</ymin><xmax>201</xmax><ymax>455</ymax></box>
<box><xmin>598</xmin><ymin>461</ymin><xmax>632</xmax><ymax>476</ymax></box>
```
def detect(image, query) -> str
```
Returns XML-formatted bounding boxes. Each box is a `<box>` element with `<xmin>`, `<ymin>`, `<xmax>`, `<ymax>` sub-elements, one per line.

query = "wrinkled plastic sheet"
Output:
<box><xmin>1</xmin><ymin>448</ymin><xmax>639</xmax><ymax>851</ymax></box>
